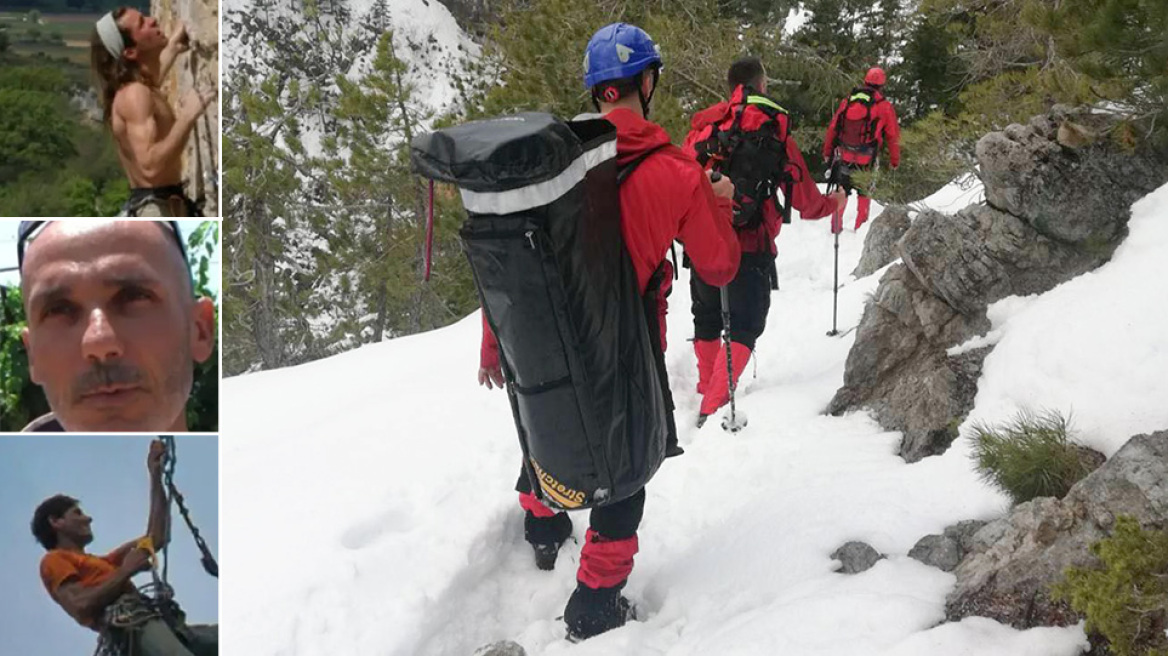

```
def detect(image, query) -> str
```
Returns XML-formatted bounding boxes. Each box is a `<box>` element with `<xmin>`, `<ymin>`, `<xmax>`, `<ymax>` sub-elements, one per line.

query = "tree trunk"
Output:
<box><xmin>392</xmin><ymin>56</ymin><xmax>429</xmax><ymax>334</ymax></box>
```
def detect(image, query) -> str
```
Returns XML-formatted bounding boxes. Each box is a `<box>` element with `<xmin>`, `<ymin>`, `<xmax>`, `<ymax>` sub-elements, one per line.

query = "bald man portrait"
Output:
<box><xmin>16</xmin><ymin>221</ymin><xmax>216</xmax><ymax>432</ymax></box>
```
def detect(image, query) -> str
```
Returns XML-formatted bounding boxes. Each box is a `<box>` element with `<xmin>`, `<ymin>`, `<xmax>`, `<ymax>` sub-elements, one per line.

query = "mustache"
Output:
<box><xmin>72</xmin><ymin>361</ymin><xmax>145</xmax><ymax>399</ymax></box>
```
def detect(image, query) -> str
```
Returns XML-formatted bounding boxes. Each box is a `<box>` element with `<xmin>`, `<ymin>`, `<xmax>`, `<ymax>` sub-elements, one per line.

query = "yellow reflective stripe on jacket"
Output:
<box><xmin>746</xmin><ymin>95</ymin><xmax>787</xmax><ymax>113</ymax></box>
<box><xmin>850</xmin><ymin>92</ymin><xmax>872</xmax><ymax>103</ymax></box>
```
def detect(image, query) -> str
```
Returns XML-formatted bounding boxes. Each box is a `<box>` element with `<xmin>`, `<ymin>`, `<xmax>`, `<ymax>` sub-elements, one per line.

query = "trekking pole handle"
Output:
<box><xmin>709</xmin><ymin>171</ymin><xmax>723</xmax><ymax>183</ymax></box>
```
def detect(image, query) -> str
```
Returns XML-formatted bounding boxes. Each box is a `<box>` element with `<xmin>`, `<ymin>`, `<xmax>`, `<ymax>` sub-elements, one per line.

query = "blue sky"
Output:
<box><xmin>0</xmin><ymin>436</ymin><xmax>218</xmax><ymax>655</ymax></box>
<box><xmin>0</xmin><ymin>219</ymin><xmax>221</xmax><ymax>294</ymax></box>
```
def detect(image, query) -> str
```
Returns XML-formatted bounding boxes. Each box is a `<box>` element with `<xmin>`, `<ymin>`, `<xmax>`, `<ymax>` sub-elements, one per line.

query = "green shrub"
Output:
<box><xmin>1054</xmin><ymin>516</ymin><xmax>1168</xmax><ymax>656</ymax></box>
<box><xmin>970</xmin><ymin>409</ymin><xmax>1093</xmax><ymax>504</ymax></box>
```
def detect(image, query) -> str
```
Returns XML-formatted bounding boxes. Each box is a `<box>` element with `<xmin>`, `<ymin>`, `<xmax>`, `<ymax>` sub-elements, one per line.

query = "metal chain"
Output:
<box><xmin>160</xmin><ymin>436</ymin><xmax>219</xmax><ymax>578</ymax></box>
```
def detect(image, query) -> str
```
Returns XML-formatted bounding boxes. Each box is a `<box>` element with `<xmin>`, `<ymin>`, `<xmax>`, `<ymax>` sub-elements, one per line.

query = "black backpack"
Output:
<box><xmin>693</xmin><ymin>88</ymin><xmax>794</xmax><ymax>228</ymax></box>
<box><xmin>411</xmin><ymin>113</ymin><xmax>670</xmax><ymax>510</ymax></box>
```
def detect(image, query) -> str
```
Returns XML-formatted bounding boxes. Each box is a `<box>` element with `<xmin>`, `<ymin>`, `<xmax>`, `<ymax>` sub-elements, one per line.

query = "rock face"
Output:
<box><xmin>829</xmin><ymin>107</ymin><xmax>1168</xmax><ymax>461</ymax></box>
<box><xmin>153</xmin><ymin>0</ymin><xmax>219</xmax><ymax>216</ymax></box>
<box><xmin>827</xmin><ymin>264</ymin><xmax>991</xmax><ymax>462</ymax></box>
<box><xmin>832</xmin><ymin>541</ymin><xmax>885</xmax><ymax>574</ymax></box>
<box><xmin>945</xmin><ymin>431</ymin><xmax>1168</xmax><ymax>628</ymax></box>
<box><xmin>852</xmin><ymin>205</ymin><xmax>911</xmax><ymax>278</ymax></box>
<box><xmin>440</xmin><ymin>0</ymin><xmax>496</xmax><ymax>34</ymax></box>
<box><xmin>977</xmin><ymin>106</ymin><xmax>1166</xmax><ymax>246</ymax></box>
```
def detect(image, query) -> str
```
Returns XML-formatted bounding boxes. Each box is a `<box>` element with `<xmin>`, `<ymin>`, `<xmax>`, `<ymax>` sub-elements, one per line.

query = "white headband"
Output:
<box><xmin>95</xmin><ymin>12</ymin><xmax>126</xmax><ymax>59</ymax></box>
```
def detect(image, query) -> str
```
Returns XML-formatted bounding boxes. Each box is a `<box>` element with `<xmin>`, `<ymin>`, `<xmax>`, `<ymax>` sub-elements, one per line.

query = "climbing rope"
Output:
<box><xmin>160</xmin><ymin>435</ymin><xmax>219</xmax><ymax>579</ymax></box>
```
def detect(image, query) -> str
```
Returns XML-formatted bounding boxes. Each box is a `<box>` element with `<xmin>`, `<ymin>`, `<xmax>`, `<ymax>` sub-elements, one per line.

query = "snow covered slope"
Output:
<box><xmin>221</xmin><ymin>182</ymin><xmax>1168</xmax><ymax>655</ymax></box>
<box><xmin>223</xmin><ymin>0</ymin><xmax>479</xmax><ymax>140</ymax></box>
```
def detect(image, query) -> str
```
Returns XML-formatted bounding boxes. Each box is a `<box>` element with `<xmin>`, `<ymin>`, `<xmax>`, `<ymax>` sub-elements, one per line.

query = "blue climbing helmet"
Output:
<box><xmin>583</xmin><ymin>23</ymin><xmax>663</xmax><ymax>115</ymax></box>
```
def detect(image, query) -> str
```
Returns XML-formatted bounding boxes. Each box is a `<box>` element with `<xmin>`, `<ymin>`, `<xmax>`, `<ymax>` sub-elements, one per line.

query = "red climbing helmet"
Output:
<box><xmin>864</xmin><ymin>67</ymin><xmax>886</xmax><ymax>86</ymax></box>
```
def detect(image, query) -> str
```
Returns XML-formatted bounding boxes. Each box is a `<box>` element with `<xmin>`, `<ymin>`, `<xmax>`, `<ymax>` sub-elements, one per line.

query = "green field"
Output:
<box><xmin>1</xmin><ymin>11</ymin><xmax>99</xmax><ymax>65</ymax></box>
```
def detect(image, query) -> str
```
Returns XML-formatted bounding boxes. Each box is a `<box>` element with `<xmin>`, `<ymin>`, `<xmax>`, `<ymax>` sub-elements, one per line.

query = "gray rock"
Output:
<box><xmin>899</xmin><ymin>205</ymin><xmax>1105</xmax><ymax>316</ymax></box>
<box><xmin>976</xmin><ymin>106</ymin><xmax>1168</xmax><ymax>246</ymax></box>
<box><xmin>827</xmin><ymin>265</ymin><xmax>991</xmax><ymax>462</ymax></box>
<box><xmin>473</xmin><ymin>640</ymin><xmax>527</xmax><ymax>656</ymax></box>
<box><xmin>946</xmin><ymin>430</ymin><xmax>1168</xmax><ymax>628</ymax></box>
<box><xmin>943</xmin><ymin>520</ymin><xmax>990</xmax><ymax>556</ymax></box>
<box><xmin>853</xmin><ymin>205</ymin><xmax>912</xmax><ymax>278</ymax></box>
<box><xmin>832</xmin><ymin>541</ymin><xmax>885</xmax><ymax>574</ymax></box>
<box><xmin>441</xmin><ymin>0</ymin><xmax>497</xmax><ymax>34</ymax></box>
<box><xmin>909</xmin><ymin>534</ymin><xmax>963</xmax><ymax>572</ymax></box>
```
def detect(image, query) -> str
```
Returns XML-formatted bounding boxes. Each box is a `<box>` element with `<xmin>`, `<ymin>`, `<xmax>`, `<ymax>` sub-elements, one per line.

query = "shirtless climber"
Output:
<box><xmin>90</xmin><ymin>7</ymin><xmax>216</xmax><ymax>217</ymax></box>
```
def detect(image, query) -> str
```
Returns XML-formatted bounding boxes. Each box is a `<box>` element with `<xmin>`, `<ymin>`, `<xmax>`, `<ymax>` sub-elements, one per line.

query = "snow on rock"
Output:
<box><xmin>961</xmin><ymin>183</ymin><xmax>1168</xmax><ymax>456</ymax></box>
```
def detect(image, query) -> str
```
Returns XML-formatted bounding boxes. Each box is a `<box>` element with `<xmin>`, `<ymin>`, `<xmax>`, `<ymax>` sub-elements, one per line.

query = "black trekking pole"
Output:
<box><xmin>720</xmin><ymin>285</ymin><xmax>747</xmax><ymax>433</ymax></box>
<box><xmin>825</xmin><ymin>156</ymin><xmax>842</xmax><ymax>337</ymax></box>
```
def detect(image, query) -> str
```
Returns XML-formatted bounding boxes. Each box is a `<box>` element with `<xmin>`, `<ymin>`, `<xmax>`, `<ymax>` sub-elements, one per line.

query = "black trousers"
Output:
<box><xmin>691</xmin><ymin>252</ymin><xmax>776</xmax><ymax>351</ymax></box>
<box><xmin>516</xmin><ymin>467</ymin><xmax>646</xmax><ymax>541</ymax></box>
<box><xmin>834</xmin><ymin>161</ymin><xmax>869</xmax><ymax>197</ymax></box>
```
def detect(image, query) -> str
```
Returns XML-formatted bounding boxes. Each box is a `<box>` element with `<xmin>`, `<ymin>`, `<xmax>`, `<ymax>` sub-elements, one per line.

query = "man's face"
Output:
<box><xmin>51</xmin><ymin>506</ymin><xmax>93</xmax><ymax>548</ymax></box>
<box><xmin>20</xmin><ymin>221</ymin><xmax>215</xmax><ymax>432</ymax></box>
<box><xmin>117</xmin><ymin>8</ymin><xmax>167</xmax><ymax>57</ymax></box>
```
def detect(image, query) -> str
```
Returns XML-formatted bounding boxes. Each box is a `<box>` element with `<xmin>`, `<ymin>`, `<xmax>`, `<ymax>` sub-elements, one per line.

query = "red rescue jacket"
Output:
<box><xmin>481</xmin><ymin>107</ymin><xmax>741</xmax><ymax>367</ymax></box>
<box><xmin>683</xmin><ymin>85</ymin><xmax>838</xmax><ymax>255</ymax></box>
<box><xmin>823</xmin><ymin>86</ymin><xmax>901</xmax><ymax>168</ymax></box>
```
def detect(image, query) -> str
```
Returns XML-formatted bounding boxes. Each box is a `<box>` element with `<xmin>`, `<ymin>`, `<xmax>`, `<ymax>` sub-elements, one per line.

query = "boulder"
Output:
<box><xmin>909</xmin><ymin>520</ymin><xmax>988</xmax><ymax>572</ymax></box>
<box><xmin>832</xmin><ymin>541</ymin><xmax>885</xmax><ymax>574</ymax></box>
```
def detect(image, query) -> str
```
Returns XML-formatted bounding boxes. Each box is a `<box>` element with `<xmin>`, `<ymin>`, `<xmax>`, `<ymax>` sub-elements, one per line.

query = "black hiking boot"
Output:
<box><xmin>524</xmin><ymin>510</ymin><xmax>572</xmax><ymax>571</ymax></box>
<box><xmin>563</xmin><ymin>582</ymin><xmax>637</xmax><ymax>641</ymax></box>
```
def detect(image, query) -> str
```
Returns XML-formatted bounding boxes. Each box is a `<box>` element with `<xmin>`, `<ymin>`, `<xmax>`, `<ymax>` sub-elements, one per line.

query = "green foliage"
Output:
<box><xmin>1054</xmin><ymin>516</ymin><xmax>1168</xmax><ymax>656</ymax></box>
<box><xmin>0</xmin><ymin>86</ymin><xmax>76</xmax><ymax>181</ymax></box>
<box><xmin>0</xmin><ymin>285</ymin><xmax>50</xmax><ymax>432</ymax></box>
<box><xmin>0</xmin><ymin>61</ymin><xmax>128</xmax><ymax>215</ymax></box>
<box><xmin>186</xmin><ymin>221</ymin><xmax>220</xmax><ymax>433</ymax></box>
<box><xmin>970</xmin><ymin>409</ymin><xmax>1095</xmax><ymax>504</ymax></box>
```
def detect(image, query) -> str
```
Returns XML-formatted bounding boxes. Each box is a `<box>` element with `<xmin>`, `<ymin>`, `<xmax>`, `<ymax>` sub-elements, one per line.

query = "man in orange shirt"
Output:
<box><xmin>33</xmin><ymin>440</ymin><xmax>217</xmax><ymax>656</ymax></box>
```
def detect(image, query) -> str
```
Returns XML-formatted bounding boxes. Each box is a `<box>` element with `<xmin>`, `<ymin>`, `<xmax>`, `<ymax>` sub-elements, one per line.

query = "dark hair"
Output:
<box><xmin>90</xmin><ymin>6</ymin><xmax>142</xmax><ymax>125</ymax></box>
<box><xmin>728</xmin><ymin>56</ymin><xmax>765</xmax><ymax>92</ymax></box>
<box><xmin>31</xmin><ymin>495</ymin><xmax>79</xmax><ymax>550</ymax></box>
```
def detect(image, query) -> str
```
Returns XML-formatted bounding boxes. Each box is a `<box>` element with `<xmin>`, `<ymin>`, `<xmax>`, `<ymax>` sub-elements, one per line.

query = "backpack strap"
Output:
<box><xmin>617</xmin><ymin>143</ymin><xmax>670</xmax><ymax>184</ymax></box>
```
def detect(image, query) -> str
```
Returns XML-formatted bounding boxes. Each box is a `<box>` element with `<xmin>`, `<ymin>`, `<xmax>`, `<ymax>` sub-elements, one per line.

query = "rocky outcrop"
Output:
<box><xmin>977</xmin><ymin>106</ymin><xmax>1166</xmax><ymax>247</ymax></box>
<box><xmin>852</xmin><ymin>205</ymin><xmax>911</xmax><ymax>278</ymax></box>
<box><xmin>440</xmin><ymin>0</ymin><xmax>496</xmax><ymax>35</ymax></box>
<box><xmin>899</xmin><ymin>204</ymin><xmax>1104</xmax><ymax>316</ymax></box>
<box><xmin>832</xmin><ymin>541</ymin><xmax>885</xmax><ymax>574</ymax></box>
<box><xmin>945</xmin><ymin>430</ymin><xmax>1168</xmax><ymax>628</ymax></box>
<box><xmin>829</xmin><ymin>107</ymin><xmax>1168</xmax><ymax>461</ymax></box>
<box><xmin>153</xmin><ymin>0</ymin><xmax>219</xmax><ymax>216</ymax></box>
<box><xmin>827</xmin><ymin>264</ymin><xmax>990</xmax><ymax>462</ymax></box>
